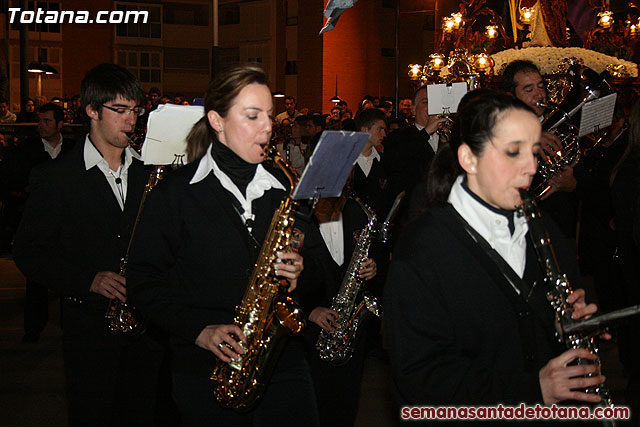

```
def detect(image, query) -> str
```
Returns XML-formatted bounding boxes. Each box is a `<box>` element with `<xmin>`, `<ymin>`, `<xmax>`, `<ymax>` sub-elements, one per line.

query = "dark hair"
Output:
<box><xmin>355</xmin><ymin>108</ymin><xmax>386</xmax><ymax>130</ymax></box>
<box><xmin>284</xmin><ymin>95</ymin><xmax>296</xmax><ymax>103</ymax></box>
<box><xmin>187</xmin><ymin>65</ymin><xmax>269</xmax><ymax>162</ymax></box>
<box><xmin>294</xmin><ymin>114</ymin><xmax>308</xmax><ymax>126</ymax></box>
<box><xmin>342</xmin><ymin>118</ymin><xmax>357</xmax><ymax>131</ymax></box>
<box><xmin>0</xmin><ymin>97</ymin><xmax>8</xmax><ymax>105</ymax></box>
<box><xmin>39</xmin><ymin>102</ymin><xmax>64</xmax><ymax>123</ymax></box>
<box><xmin>148</xmin><ymin>87</ymin><xmax>161</xmax><ymax>96</ymax></box>
<box><xmin>81</xmin><ymin>63</ymin><xmax>145</xmax><ymax>115</ymax></box>
<box><xmin>610</xmin><ymin>98</ymin><xmax>640</xmax><ymax>186</ymax></box>
<box><xmin>308</xmin><ymin>114</ymin><xmax>325</xmax><ymax>129</ymax></box>
<box><xmin>22</xmin><ymin>97</ymin><xmax>34</xmax><ymax>107</ymax></box>
<box><xmin>427</xmin><ymin>92</ymin><xmax>535</xmax><ymax>205</ymax></box>
<box><xmin>501</xmin><ymin>60</ymin><xmax>541</xmax><ymax>95</ymax></box>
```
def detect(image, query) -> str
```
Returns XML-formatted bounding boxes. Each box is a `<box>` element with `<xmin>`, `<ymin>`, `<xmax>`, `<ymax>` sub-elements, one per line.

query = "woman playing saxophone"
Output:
<box><xmin>126</xmin><ymin>66</ymin><xmax>319</xmax><ymax>425</ymax></box>
<box><xmin>385</xmin><ymin>92</ymin><xmax>607</xmax><ymax>408</ymax></box>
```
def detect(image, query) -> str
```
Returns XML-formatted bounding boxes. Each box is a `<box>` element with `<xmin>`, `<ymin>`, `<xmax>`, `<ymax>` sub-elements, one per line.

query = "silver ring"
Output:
<box><xmin>218</xmin><ymin>343</ymin><xmax>224</xmax><ymax>350</ymax></box>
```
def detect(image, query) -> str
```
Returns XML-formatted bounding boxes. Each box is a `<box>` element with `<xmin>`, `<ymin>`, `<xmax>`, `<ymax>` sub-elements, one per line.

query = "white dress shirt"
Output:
<box><xmin>318</xmin><ymin>216</ymin><xmax>344</xmax><ymax>266</ymax></box>
<box><xmin>83</xmin><ymin>136</ymin><xmax>141</xmax><ymax>211</ymax></box>
<box><xmin>190</xmin><ymin>144</ymin><xmax>286</xmax><ymax>229</ymax></box>
<box><xmin>448</xmin><ymin>175</ymin><xmax>529</xmax><ymax>284</ymax></box>
<box><xmin>355</xmin><ymin>147</ymin><xmax>381</xmax><ymax>178</ymax></box>
<box><xmin>42</xmin><ymin>134</ymin><xmax>63</xmax><ymax>159</ymax></box>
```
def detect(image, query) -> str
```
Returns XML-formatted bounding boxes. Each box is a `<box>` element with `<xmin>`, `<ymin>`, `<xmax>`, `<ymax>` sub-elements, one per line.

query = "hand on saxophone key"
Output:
<box><xmin>196</xmin><ymin>324</ymin><xmax>247</xmax><ymax>363</ymax></box>
<box><xmin>359</xmin><ymin>258</ymin><xmax>377</xmax><ymax>280</ymax></box>
<box><xmin>89</xmin><ymin>271</ymin><xmax>127</xmax><ymax>302</ymax></box>
<box><xmin>309</xmin><ymin>307</ymin><xmax>339</xmax><ymax>333</ymax></box>
<box><xmin>274</xmin><ymin>251</ymin><xmax>304</xmax><ymax>292</ymax></box>
<box><xmin>539</xmin><ymin>348</ymin><xmax>605</xmax><ymax>405</ymax></box>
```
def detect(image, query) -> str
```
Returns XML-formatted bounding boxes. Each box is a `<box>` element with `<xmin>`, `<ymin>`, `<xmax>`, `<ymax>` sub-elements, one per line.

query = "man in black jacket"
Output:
<box><xmin>13</xmin><ymin>63</ymin><xmax>162</xmax><ymax>426</ymax></box>
<box><xmin>14</xmin><ymin>102</ymin><xmax>75</xmax><ymax>343</ymax></box>
<box><xmin>382</xmin><ymin>85</ymin><xmax>447</xmax><ymax>227</ymax></box>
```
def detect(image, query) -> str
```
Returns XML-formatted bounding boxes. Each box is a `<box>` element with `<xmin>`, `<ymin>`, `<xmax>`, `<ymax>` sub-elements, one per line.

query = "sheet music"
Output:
<box><xmin>141</xmin><ymin>104</ymin><xmax>204</xmax><ymax>165</ymax></box>
<box><xmin>293</xmin><ymin>130</ymin><xmax>368</xmax><ymax>200</ymax></box>
<box><xmin>427</xmin><ymin>82</ymin><xmax>468</xmax><ymax>115</ymax></box>
<box><xmin>578</xmin><ymin>93</ymin><xmax>617</xmax><ymax>138</ymax></box>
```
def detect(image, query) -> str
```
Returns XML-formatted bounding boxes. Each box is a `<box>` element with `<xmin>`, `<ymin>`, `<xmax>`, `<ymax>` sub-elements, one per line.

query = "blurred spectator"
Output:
<box><xmin>379</xmin><ymin>100</ymin><xmax>393</xmax><ymax>118</ymax></box>
<box><xmin>275</xmin><ymin>96</ymin><xmax>303</xmax><ymax>124</ymax></box>
<box><xmin>16</xmin><ymin>98</ymin><xmax>38</xmax><ymax>123</ymax></box>
<box><xmin>327</xmin><ymin>106</ymin><xmax>342</xmax><ymax>129</ymax></box>
<box><xmin>148</xmin><ymin>87</ymin><xmax>161</xmax><ymax>106</ymax></box>
<box><xmin>69</xmin><ymin>94</ymin><xmax>86</xmax><ymax>125</ymax></box>
<box><xmin>0</xmin><ymin>98</ymin><xmax>17</xmax><ymax>123</ymax></box>
<box><xmin>399</xmin><ymin>97</ymin><xmax>414</xmax><ymax>124</ymax></box>
<box><xmin>34</xmin><ymin>96</ymin><xmax>47</xmax><ymax>108</ymax></box>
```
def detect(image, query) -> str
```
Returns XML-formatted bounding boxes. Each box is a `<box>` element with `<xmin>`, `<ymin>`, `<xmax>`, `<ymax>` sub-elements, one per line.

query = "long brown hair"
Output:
<box><xmin>187</xmin><ymin>65</ymin><xmax>270</xmax><ymax>162</ymax></box>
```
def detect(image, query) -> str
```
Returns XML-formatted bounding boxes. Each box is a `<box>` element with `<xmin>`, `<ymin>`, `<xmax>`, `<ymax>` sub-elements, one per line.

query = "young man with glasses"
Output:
<box><xmin>13</xmin><ymin>63</ymin><xmax>164</xmax><ymax>426</ymax></box>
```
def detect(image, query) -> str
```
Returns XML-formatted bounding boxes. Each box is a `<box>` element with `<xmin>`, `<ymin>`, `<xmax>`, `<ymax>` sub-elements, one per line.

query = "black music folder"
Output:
<box><xmin>292</xmin><ymin>130</ymin><xmax>369</xmax><ymax>201</ymax></box>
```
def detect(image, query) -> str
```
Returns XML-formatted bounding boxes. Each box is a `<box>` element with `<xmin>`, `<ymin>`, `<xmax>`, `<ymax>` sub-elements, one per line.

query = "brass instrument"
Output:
<box><xmin>211</xmin><ymin>146</ymin><xmax>306</xmax><ymax>412</ymax></box>
<box><xmin>105</xmin><ymin>165</ymin><xmax>166</xmax><ymax>335</ymax></box>
<box><xmin>316</xmin><ymin>192</ymin><xmax>382</xmax><ymax>365</ymax></box>
<box><xmin>518</xmin><ymin>189</ymin><xmax>617</xmax><ymax>427</ymax></box>
<box><xmin>530</xmin><ymin>65</ymin><xmax>612</xmax><ymax>198</ymax></box>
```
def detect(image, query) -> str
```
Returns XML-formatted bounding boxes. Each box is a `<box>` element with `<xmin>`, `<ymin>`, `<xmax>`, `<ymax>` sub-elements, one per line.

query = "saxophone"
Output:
<box><xmin>315</xmin><ymin>192</ymin><xmax>382</xmax><ymax>366</ymax></box>
<box><xmin>105</xmin><ymin>165</ymin><xmax>166</xmax><ymax>335</ymax></box>
<box><xmin>518</xmin><ymin>189</ymin><xmax>617</xmax><ymax>427</ymax></box>
<box><xmin>211</xmin><ymin>146</ymin><xmax>306</xmax><ymax>412</ymax></box>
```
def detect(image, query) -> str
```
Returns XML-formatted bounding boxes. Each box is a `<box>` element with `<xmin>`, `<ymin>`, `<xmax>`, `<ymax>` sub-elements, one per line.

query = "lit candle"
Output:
<box><xmin>475</xmin><ymin>54</ymin><xmax>489</xmax><ymax>71</ymax></box>
<box><xmin>443</xmin><ymin>17</ymin><xmax>455</xmax><ymax>33</ymax></box>
<box><xmin>485</xmin><ymin>25</ymin><xmax>497</xmax><ymax>39</ymax></box>
<box><xmin>520</xmin><ymin>7</ymin><xmax>535</xmax><ymax>24</ymax></box>
<box><xmin>430</xmin><ymin>54</ymin><xmax>444</xmax><ymax>71</ymax></box>
<box><xmin>408</xmin><ymin>64</ymin><xmax>422</xmax><ymax>80</ymax></box>
<box><xmin>598</xmin><ymin>11</ymin><xmax>613</xmax><ymax>29</ymax></box>
<box><xmin>451</xmin><ymin>13</ymin><xmax>463</xmax><ymax>30</ymax></box>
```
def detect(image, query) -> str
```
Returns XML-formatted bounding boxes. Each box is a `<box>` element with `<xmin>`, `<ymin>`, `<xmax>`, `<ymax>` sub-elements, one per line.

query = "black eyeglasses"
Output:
<box><xmin>101</xmin><ymin>104</ymin><xmax>145</xmax><ymax>116</ymax></box>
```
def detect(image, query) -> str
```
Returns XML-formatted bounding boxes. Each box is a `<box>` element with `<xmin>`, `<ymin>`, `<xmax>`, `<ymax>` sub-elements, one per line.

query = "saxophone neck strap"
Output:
<box><xmin>449</xmin><ymin>207</ymin><xmax>535</xmax><ymax>302</ymax></box>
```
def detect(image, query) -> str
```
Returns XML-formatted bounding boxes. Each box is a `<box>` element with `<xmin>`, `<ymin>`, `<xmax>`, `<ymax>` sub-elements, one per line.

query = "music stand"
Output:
<box><xmin>292</xmin><ymin>130</ymin><xmax>369</xmax><ymax>202</ymax></box>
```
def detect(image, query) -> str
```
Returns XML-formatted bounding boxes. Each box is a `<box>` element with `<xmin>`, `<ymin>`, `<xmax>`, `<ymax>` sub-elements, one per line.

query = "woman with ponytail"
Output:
<box><xmin>127</xmin><ymin>65</ymin><xmax>319</xmax><ymax>425</ymax></box>
<box><xmin>385</xmin><ymin>92</ymin><xmax>606</xmax><ymax>408</ymax></box>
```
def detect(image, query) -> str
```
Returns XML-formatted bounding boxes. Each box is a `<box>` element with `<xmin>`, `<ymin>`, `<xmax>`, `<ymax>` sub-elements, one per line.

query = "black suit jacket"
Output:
<box><xmin>126</xmin><ymin>160</ymin><xmax>319</xmax><ymax>375</ymax></box>
<box><xmin>13</xmin><ymin>138</ymin><xmax>148</xmax><ymax>308</ymax></box>
<box><xmin>385</xmin><ymin>205</ymin><xmax>575</xmax><ymax>406</ymax></box>
<box><xmin>9</xmin><ymin>135</ymin><xmax>75</xmax><ymax>195</ymax></box>
<box><xmin>382</xmin><ymin>125</ymin><xmax>435</xmax><ymax>202</ymax></box>
<box><xmin>352</xmin><ymin>156</ymin><xmax>392</xmax><ymax>220</ymax></box>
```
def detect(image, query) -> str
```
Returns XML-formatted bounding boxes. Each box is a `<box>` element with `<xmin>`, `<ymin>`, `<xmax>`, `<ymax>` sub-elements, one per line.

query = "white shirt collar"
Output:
<box><xmin>42</xmin><ymin>134</ymin><xmax>63</xmax><ymax>159</ymax></box>
<box><xmin>189</xmin><ymin>144</ymin><xmax>286</xmax><ymax>225</ymax></box>
<box><xmin>448</xmin><ymin>175</ymin><xmax>529</xmax><ymax>280</ymax></box>
<box><xmin>356</xmin><ymin>147</ymin><xmax>380</xmax><ymax>177</ymax></box>
<box><xmin>83</xmin><ymin>135</ymin><xmax>141</xmax><ymax>171</ymax></box>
